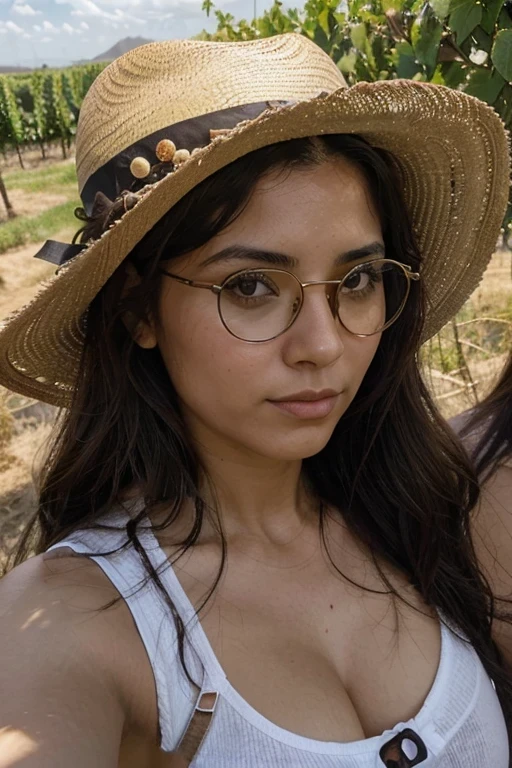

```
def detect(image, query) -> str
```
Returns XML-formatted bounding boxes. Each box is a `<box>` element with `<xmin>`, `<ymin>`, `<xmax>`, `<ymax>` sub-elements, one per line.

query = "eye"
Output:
<box><xmin>340</xmin><ymin>268</ymin><xmax>372</xmax><ymax>293</ymax></box>
<box><xmin>224</xmin><ymin>272</ymin><xmax>279</xmax><ymax>299</ymax></box>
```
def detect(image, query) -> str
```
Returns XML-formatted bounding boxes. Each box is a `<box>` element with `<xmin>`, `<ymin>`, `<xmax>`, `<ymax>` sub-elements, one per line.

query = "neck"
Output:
<box><xmin>198</xmin><ymin>453</ymin><xmax>318</xmax><ymax>544</ymax></box>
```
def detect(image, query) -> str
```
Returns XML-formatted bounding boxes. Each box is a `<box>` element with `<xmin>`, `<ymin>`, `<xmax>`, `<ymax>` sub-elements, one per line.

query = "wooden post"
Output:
<box><xmin>0</xmin><ymin>172</ymin><xmax>16</xmax><ymax>220</ymax></box>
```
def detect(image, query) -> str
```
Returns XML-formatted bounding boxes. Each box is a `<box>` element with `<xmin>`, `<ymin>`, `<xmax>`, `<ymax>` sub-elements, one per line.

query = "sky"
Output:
<box><xmin>0</xmin><ymin>0</ymin><xmax>274</xmax><ymax>67</ymax></box>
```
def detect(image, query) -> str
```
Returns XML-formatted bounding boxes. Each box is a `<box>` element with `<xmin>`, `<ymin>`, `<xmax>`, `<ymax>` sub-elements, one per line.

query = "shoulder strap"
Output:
<box><xmin>174</xmin><ymin>690</ymin><xmax>219</xmax><ymax>765</ymax></box>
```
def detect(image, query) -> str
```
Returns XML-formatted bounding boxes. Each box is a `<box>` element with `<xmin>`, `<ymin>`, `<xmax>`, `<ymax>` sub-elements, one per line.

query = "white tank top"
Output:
<box><xmin>47</xmin><ymin>502</ymin><xmax>509</xmax><ymax>767</ymax></box>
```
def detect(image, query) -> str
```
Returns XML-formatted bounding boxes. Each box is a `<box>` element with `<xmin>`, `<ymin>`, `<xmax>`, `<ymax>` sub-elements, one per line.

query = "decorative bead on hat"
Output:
<box><xmin>155</xmin><ymin>139</ymin><xmax>176</xmax><ymax>162</ymax></box>
<box><xmin>129</xmin><ymin>138</ymin><xmax>193</xmax><ymax>184</ymax></box>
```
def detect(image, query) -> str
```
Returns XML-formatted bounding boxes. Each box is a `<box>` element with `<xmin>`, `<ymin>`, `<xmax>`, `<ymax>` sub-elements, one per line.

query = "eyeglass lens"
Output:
<box><xmin>219</xmin><ymin>260</ymin><xmax>409</xmax><ymax>342</ymax></box>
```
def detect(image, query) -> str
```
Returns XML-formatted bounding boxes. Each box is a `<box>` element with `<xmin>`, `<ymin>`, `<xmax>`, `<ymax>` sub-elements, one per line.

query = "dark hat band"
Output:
<box><xmin>34</xmin><ymin>100</ymin><xmax>297</xmax><ymax>270</ymax></box>
<box><xmin>81</xmin><ymin>100</ymin><xmax>295</xmax><ymax>216</ymax></box>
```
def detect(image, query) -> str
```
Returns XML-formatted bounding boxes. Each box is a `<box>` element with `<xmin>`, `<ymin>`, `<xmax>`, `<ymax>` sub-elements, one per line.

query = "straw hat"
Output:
<box><xmin>0</xmin><ymin>34</ymin><xmax>509</xmax><ymax>407</ymax></box>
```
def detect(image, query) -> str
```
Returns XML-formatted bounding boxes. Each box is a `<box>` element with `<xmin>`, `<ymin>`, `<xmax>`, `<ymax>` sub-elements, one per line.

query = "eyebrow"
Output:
<box><xmin>199</xmin><ymin>241</ymin><xmax>385</xmax><ymax>269</ymax></box>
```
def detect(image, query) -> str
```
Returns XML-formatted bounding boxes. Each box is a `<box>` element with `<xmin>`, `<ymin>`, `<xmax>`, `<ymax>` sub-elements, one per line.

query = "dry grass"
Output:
<box><xmin>423</xmin><ymin>250</ymin><xmax>512</xmax><ymax>418</ymax></box>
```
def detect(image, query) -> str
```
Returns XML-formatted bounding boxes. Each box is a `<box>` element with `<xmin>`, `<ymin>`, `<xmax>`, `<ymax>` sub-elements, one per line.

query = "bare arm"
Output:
<box><xmin>0</xmin><ymin>553</ymin><xmax>128</xmax><ymax>767</ymax></box>
<box><xmin>470</xmin><ymin>463</ymin><xmax>512</xmax><ymax>663</ymax></box>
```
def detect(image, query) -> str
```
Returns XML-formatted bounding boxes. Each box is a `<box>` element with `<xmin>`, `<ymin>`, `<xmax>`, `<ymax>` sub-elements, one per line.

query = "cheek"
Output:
<box><xmin>344</xmin><ymin>333</ymin><xmax>381</xmax><ymax>391</ymax></box>
<box><xmin>157</xmin><ymin>295</ymin><xmax>266</xmax><ymax>410</ymax></box>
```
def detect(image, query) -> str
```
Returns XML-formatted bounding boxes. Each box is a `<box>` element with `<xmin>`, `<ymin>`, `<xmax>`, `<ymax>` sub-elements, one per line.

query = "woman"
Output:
<box><xmin>0</xmin><ymin>35</ymin><xmax>510</xmax><ymax>767</ymax></box>
<box><xmin>456</xmin><ymin>352</ymin><xmax>512</xmax><ymax>670</ymax></box>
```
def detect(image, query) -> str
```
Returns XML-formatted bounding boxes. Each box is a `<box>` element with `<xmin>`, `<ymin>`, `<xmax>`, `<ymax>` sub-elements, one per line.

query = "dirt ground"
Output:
<box><xmin>1</xmin><ymin>142</ymin><xmax>75</xmax><ymax>173</ymax></box>
<box><xmin>0</xmin><ymin>190</ymin><xmax>70</xmax><ymax>225</ymax></box>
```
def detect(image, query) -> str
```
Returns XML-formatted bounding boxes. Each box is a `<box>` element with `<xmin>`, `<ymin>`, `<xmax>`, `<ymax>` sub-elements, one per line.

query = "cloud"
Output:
<box><xmin>5</xmin><ymin>19</ymin><xmax>24</xmax><ymax>32</ymax></box>
<box><xmin>42</xmin><ymin>18</ymin><xmax>56</xmax><ymax>30</ymax></box>
<box><xmin>61</xmin><ymin>0</ymin><xmax>145</xmax><ymax>21</ymax></box>
<box><xmin>32</xmin><ymin>22</ymin><xmax>40</xmax><ymax>29</ymax></box>
<box><xmin>62</xmin><ymin>20</ymin><xmax>73</xmax><ymax>31</ymax></box>
<box><xmin>12</xmin><ymin>2</ymin><xmax>42</xmax><ymax>15</ymax></box>
<box><xmin>79</xmin><ymin>19</ymin><xmax>88</xmax><ymax>28</ymax></box>
<box><xmin>40</xmin><ymin>34</ymin><xmax>51</xmax><ymax>40</ymax></box>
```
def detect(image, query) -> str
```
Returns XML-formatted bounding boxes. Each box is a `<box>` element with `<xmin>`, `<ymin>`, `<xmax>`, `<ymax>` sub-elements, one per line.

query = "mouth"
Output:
<box><xmin>267</xmin><ymin>390</ymin><xmax>341</xmax><ymax>420</ymax></box>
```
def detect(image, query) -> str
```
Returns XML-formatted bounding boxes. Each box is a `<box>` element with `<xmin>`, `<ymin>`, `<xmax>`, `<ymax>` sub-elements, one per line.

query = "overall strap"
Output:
<box><xmin>174</xmin><ymin>688</ymin><xmax>219</xmax><ymax>766</ymax></box>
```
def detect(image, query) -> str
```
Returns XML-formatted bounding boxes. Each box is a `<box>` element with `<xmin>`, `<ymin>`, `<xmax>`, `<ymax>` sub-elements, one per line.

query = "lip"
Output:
<box><xmin>270</xmin><ymin>389</ymin><xmax>340</xmax><ymax>402</ymax></box>
<box><xmin>267</xmin><ymin>390</ymin><xmax>341</xmax><ymax>420</ymax></box>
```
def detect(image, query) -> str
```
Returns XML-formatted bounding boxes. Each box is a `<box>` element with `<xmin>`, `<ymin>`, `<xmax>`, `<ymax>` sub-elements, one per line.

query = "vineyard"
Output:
<box><xmin>0</xmin><ymin>63</ymin><xmax>107</xmax><ymax>167</ymax></box>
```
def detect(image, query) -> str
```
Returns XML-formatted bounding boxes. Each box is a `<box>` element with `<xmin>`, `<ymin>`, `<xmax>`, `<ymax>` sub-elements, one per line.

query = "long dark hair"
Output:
<box><xmin>5</xmin><ymin>134</ymin><xmax>512</xmax><ymax>742</ymax></box>
<box><xmin>461</xmin><ymin>352</ymin><xmax>512</xmax><ymax>479</ymax></box>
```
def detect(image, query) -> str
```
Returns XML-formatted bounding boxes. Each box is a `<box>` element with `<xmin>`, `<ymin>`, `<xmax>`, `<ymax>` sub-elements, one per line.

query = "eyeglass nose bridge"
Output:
<box><xmin>295</xmin><ymin>278</ymin><xmax>344</xmax><ymax>319</ymax></box>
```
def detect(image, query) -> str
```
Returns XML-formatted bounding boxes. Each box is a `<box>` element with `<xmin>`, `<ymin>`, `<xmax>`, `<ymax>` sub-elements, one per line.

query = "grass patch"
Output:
<box><xmin>0</xmin><ymin>160</ymin><xmax>80</xmax><ymax>253</ymax></box>
<box><xmin>0</xmin><ymin>200</ymin><xmax>80</xmax><ymax>254</ymax></box>
<box><xmin>3</xmin><ymin>162</ymin><xmax>77</xmax><ymax>195</ymax></box>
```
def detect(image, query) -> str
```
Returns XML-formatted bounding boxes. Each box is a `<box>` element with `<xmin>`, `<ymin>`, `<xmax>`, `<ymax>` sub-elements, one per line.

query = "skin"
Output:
<box><xmin>469</xmin><ymin>462</ymin><xmax>512</xmax><ymax>665</ymax></box>
<box><xmin>136</xmin><ymin>157</ymin><xmax>383</xmax><ymax>542</ymax></box>
<box><xmin>0</xmin><ymin>157</ymin><xmax>455</xmax><ymax>766</ymax></box>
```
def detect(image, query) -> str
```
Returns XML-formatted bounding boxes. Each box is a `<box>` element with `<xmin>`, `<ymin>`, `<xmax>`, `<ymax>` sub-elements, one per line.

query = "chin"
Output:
<box><xmin>254</xmin><ymin>428</ymin><xmax>336</xmax><ymax>462</ymax></box>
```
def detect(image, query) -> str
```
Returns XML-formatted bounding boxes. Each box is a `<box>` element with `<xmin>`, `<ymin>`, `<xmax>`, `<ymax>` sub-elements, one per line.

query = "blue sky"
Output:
<box><xmin>0</xmin><ymin>0</ymin><xmax>273</xmax><ymax>67</ymax></box>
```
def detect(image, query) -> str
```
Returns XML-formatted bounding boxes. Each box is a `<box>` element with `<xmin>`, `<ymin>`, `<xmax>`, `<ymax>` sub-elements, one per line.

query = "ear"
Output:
<box><xmin>121</xmin><ymin>261</ymin><xmax>158</xmax><ymax>349</ymax></box>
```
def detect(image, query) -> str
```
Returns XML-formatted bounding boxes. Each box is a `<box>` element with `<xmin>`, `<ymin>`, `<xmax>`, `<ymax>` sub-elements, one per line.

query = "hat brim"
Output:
<box><xmin>0</xmin><ymin>79</ymin><xmax>510</xmax><ymax>407</ymax></box>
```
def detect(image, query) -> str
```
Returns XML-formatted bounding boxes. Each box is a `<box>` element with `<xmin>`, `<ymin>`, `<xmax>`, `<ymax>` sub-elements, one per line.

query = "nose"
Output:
<box><xmin>281</xmin><ymin>283</ymin><xmax>344</xmax><ymax>368</ymax></box>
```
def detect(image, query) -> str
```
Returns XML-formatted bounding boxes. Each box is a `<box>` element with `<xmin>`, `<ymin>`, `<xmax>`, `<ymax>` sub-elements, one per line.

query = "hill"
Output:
<box><xmin>0</xmin><ymin>66</ymin><xmax>32</xmax><ymax>74</ymax></box>
<box><xmin>90</xmin><ymin>36</ymin><xmax>154</xmax><ymax>63</ymax></box>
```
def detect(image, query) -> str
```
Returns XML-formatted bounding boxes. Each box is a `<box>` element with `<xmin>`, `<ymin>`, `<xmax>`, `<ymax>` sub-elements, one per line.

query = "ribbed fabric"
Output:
<box><xmin>47</xmin><ymin>501</ymin><xmax>509</xmax><ymax>766</ymax></box>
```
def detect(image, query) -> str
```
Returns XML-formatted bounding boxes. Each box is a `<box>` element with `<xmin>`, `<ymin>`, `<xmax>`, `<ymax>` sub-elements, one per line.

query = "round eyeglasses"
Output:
<box><xmin>160</xmin><ymin>258</ymin><xmax>420</xmax><ymax>343</ymax></box>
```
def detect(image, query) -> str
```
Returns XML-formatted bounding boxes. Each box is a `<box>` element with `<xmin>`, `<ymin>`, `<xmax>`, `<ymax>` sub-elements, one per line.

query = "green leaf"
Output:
<box><xmin>371</xmin><ymin>34</ymin><xmax>389</xmax><ymax>72</ymax></box>
<box><xmin>480</xmin><ymin>0</ymin><xmax>502</xmax><ymax>35</ymax></box>
<box><xmin>350</xmin><ymin>22</ymin><xmax>367</xmax><ymax>51</ymax></box>
<box><xmin>431</xmin><ymin>64</ymin><xmax>447</xmax><ymax>84</ymax></box>
<box><xmin>430</xmin><ymin>0</ymin><xmax>450</xmax><ymax>18</ymax></box>
<box><xmin>439</xmin><ymin>60</ymin><xmax>468</xmax><ymax>88</ymax></box>
<box><xmin>394</xmin><ymin>40</ymin><xmax>423</xmax><ymax>78</ymax></box>
<box><xmin>202</xmin><ymin>0</ymin><xmax>214</xmax><ymax>17</ymax></box>
<box><xmin>318</xmin><ymin>8</ymin><xmax>331</xmax><ymax>37</ymax></box>
<box><xmin>494</xmin><ymin>82</ymin><xmax>512</xmax><ymax>128</ymax></box>
<box><xmin>313</xmin><ymin>23</ymin><xmax>330</xmax><ymax>51</ymax></box>
<box><xmin>449</xmin><ymin>0</ymin><xmax>473</xmax><ymax>11</ymax></box>
<box><xmin>465</xmin><ymin>67</ymin><xmax>506</xmax><ymax>103</ymax></box>
<box><xmin>412</xmin><ymin>4</ymin><xmax>443</xmax><ymax>76</ymax></box>
<box><xmin>338</xmin><ymin>50</ymin><xmax>357</xmax><ymax>72</ymax></box>
<box><xmin>381</xmin><ymin>0</ymin><xmax>402</xmax><ymax>10</ymax></box>
<box><xmin>354</xmin><ymin>57</ymin><xmax>373</xmax><ymax>82</ymax></box>
<box><xmin>347</xmin><ymin>0</ymin><xmax>364</xmax><ymax>19</ymax></box>
<box><xmin>492</xmin><ymin>29</ymin><xmax>512</xmax><ymax>82</ymax></box>
<box><xmin>449</xmin><ymin>1</ymin><xmax>482</xmax><ymax>44</ymax></box>
<box><xmin>498</xmin><ymin>7</ymin><xmax>512</xmax><ymax>31</ymax></box>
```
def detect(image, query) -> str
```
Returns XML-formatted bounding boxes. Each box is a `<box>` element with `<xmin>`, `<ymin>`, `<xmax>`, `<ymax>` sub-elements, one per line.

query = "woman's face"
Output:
<box><xmin>146</xmin><ymin>157</ymin><xmax>384</xmax><ymax>462</ymax></box>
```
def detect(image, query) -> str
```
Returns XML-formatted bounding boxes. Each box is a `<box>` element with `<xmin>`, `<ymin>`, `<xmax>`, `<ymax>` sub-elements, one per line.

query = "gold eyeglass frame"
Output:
<box><xmin>160</xmin><ymin>258</ymin><xmax>420</xmax><ymax>342</ymax></box>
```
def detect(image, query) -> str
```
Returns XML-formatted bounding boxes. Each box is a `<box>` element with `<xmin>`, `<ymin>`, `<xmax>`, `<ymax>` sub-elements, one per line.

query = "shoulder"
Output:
<box><xmin>449</xmin><ymin>407</ymin><xmax>485</xmax><ymax>457</ymax></box>
<box><xmin>0</xmin><ymin>550</ymin><xmax>129</xmax><ymax>692</ymax></box>
<box><xmin>0</xmin><ymin>550</ymin><xmax>159</xmax><ymax>742</ymax></box>
<box><xmin>448</xmin><ymin>407</ymin><xmax>475</xmax><ymax>436</ymax></box>
<box><xmin>469</xmin><ymin>463</ymin><xmax>512</xmax><ymax>660</ymax></box>
<box><xmin>472</xmin><ymin>462</ymin><xmax>512</xmax><ymax>583</ymax></box>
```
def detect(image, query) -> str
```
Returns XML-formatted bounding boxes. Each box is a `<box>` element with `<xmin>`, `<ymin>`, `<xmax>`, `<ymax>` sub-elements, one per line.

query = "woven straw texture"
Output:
<box><xmin>76</xmin><ymin>35</ymin><xmax>346</xmax><ymax>194</ymax></box>
<box><xmin>0</xmin><ymin>34</ymin><xmax>510</xmax><ymax>407</ymax></box>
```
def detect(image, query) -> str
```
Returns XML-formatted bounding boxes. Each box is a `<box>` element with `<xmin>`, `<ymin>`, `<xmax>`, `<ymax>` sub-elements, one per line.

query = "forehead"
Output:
<box><xmin>193</xmin><ymin>157</ymin><xmax>383</xmax><ymax>269</ymax></box>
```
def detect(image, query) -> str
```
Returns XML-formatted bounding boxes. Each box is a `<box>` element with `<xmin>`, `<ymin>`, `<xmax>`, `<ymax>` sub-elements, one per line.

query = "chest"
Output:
<box><xmin>117</xmin><ymin>537</ymin><xmax>443</xmax><ymax>767</ymax></box>
<box><xmin>175</xmin><ymin>551</ymin><xmax>441</xmax><ymax>743</ymax></box>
